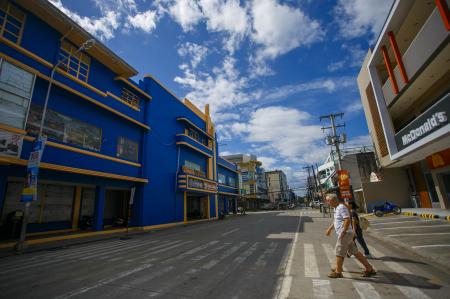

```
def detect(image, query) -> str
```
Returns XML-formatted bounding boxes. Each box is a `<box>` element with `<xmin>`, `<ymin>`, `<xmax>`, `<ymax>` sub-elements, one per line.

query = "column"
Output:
<box><xmin>93</xmin><ymin>185</ymin><xmax>106</xmax><ymax>231</ymax></box>
<box><xmin>71</xmin><ymin>186</ymin><xmax>82</xmax><ymax>230</ymax></box>
<box><xmin>381</xmin><ymin>45</ymin><xmax>399</xmax><ymax>94</ymax></box>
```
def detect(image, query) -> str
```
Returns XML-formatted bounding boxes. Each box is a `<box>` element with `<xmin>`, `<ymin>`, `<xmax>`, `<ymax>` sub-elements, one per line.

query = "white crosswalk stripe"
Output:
<box><xmin>312</xmin><ymin>279</ymin><xmax>333</xmax><ymax>298</ymax></box>
<box><xmin>353</xmin><ymin>281</ymin><xmax>382</xmax><ymax>299</ymax></box>
<box><xmin>304</xmin><ymin>243</ymin><xmax>320</xmax><ymax>278</ymax></box>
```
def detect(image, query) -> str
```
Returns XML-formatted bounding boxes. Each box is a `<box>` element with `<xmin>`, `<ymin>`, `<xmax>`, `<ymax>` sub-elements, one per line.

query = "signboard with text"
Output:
<box><xmin>187</xmin><ymin>176</ymin><xmax>217</xmax><ymax>193</ymax></box>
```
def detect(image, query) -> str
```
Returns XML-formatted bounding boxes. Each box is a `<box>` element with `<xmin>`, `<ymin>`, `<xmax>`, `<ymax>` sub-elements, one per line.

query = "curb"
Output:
<box><xmin>403</xmin><ymin>211</ymin><xmax>449</xmax><ymax>220</ymax></box>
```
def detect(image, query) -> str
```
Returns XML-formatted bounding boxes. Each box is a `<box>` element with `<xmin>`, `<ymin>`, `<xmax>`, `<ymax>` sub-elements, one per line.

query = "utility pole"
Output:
<box><xmin>303</xmin><ymin>166</ymin><xmax>312</xmax><ymax>202</ymax></box>
<box><xmin>311</xmin><ymin>165</ymin><xmax>319</xmax><ymax>199</ymax></box>
<box><xmin>320</xmin><ymin>113</ymin><xmax>346</xmax><ymax>171</ymax></box>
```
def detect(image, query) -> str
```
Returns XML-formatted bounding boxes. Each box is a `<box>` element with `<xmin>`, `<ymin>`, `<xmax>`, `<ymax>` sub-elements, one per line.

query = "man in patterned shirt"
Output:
<box><xmin>325</xmin><ymin>193</ymin><xmax>376</xmax><ymax>278</ymax></box>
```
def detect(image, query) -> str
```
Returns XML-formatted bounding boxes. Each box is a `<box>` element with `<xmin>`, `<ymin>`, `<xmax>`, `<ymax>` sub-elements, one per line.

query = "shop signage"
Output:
<box><xmin>21</xmin><ymin>137</ymin><xmax>46</xmax><ymax>202</ymax></box>
<box><xmin>337</xmin><ymin>170</ymin><xmax>352</xmax><ymax>199</ymax></box>
<box><xmin>0</xmin><ymin>130</ymin><xmax>23</xmax><ymax>158</ymax></box>
<box><xmin>395</xmin><ymin>93</ymin><xmax>449</xmax><ymax>151</ymax></box>
<box><xmin>426</xmin><ymin>148</ymin><xmax>450</xmax><ymax>170</ymax></box>
<box><xmin>182</xmin><ymin>165</ymin><xmax>206</xmax><ymax>178</ymax></box>
<box><xmin>187</xmin><ymin>177</ymin><xmax>217</xmax><ymax>192</ymax></box>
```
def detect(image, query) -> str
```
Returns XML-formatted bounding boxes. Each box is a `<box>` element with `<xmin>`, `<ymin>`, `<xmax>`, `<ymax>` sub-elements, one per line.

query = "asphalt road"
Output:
<box><xmin>1</xmin><ymin>209</ymin><xmax>449</xmax><ymax>299</ymax></box>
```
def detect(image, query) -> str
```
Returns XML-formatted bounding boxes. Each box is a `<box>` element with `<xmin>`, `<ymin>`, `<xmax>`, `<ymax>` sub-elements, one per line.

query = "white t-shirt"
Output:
<box><xmin>334</xmin><ymin>204</ymin><xmax>352</xmax><ymax>235</ymax></box>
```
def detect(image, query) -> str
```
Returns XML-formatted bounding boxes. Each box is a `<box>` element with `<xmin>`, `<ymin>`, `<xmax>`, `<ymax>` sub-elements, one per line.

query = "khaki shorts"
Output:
<box><xmin>335</xmin><ymin>232</ymin><xmax>358</xmax><ymax>257</ymax></box>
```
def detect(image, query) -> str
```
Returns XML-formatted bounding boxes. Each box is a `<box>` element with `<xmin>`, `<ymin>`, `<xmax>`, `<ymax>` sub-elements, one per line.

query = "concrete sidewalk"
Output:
<box><xmin>364</xmin><ymin>214</ymin><xmax>450</xmax><ymax>274</ymax></box>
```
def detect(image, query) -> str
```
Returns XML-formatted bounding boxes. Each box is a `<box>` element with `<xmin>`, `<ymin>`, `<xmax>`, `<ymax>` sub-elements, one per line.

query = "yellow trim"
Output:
<box><xmin>218</xmin><ymin>184</ymin><xmax>239</xmax><ymax>190</ymax></box>
<box><xmin>185</xmin><ymin>186</ymin><xmax>217</xmax><ymax>194</ymax></box>
<box><xmin>179</xmin><ymin>185</ymin><xmax>187</xmax><ymax>188</ymax></box>
<box><xmin>178</xmin><ymin>175</ymin><xmax>187</xmax><ymax>178</ymax></box>
<box><xmin>114</xmin><ymin>76</ymin><xmax>152</xmax><ymax>100</ymax></box>
<box><xmin>183</xmin><ymin>98</ymin><xmax>206</xmax><ymax>121</ymax></box>
<box><xmin>186</xmin><ymin>174</ymin><xmax>217</xmax><ymax>184</ymax></box>
<box><xmin>0</xmin><ymin>36</ymin><xmax>53</xmax><ymax>68</ymax></box>
<box><xmin>0</xmin><ymin>123</ymin><xmax>26</xmax><ymax>134</ymax></box>
<box><xmin>0</xmin><ymin>157</ymin><xmax>148</xmax><ymax>183</ymax></box>
<box><xmin>178</xmin><ymin>179</ymin><xmax>186</xmax><ymax>184</ymax></box>
<box><xmin>22</xmin><ymin>135</ymin><xmax>141</xmax><ymax>167</ymax></box>
<box><xmin>176</xmin><ymin>142</ymin><xmax>212</xmax><ymax>157</ymax></box>
<box><xmin>0</xmin><ymin>53</ymin><xmax>150</xmax><ymax>130</ymax></box>
<box><xmin>184</xmin><ymin>192</ymin><xmax>187</xmax><ymax>223</ymax></box>
<box><xmin>72</xmin><ymin>186</ymin><xmax>82</xmax><ymax>229</ymax></box>
<box><xmin>55</xmin><ymin>68</ymin><xmax>106</xmax><ymax>97</ymax></box>
<box><xmin>218</xmin><ymin>191</ymin><xmax>240</xmax><ymax>196</ymax></box>
<box><xmin>26</xmin><ymin>228</ymin><xmax>74</xmax><ymax>237</ymax></box>
<box><xmin>144</xmin><ymin>74</ymin><xmax>181</xmax><ymax>102</ymax></box>
<box><xmin>208</xmin><ymin>197</ymin><xmax>211</xmax><ymax>219</ymax></box>
<box><xmin>176</xmin><ymin>118</ymin><xmax>213</xmax><ymax>139</ymax></box>
<box><xmin>217</xmin><ymin>162</ymin><xmax>238</xmax><ymax>174</ymax></box>
<box><xmin>176</xmin><ymin>133</ymin><xmax>212</xmax><ymax>150</ymax></box>
<box><xmin>106</xmin><ymin>91</ymin><xmax>140</xmax><ymax>111</ymax></box>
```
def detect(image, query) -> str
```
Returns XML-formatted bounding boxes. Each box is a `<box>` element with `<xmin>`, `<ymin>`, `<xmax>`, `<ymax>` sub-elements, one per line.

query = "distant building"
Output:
<box><xmin>222</xmin><ymin>154</ymin><xmax>268</xmax><ymax>210</ymax></box>
<box><xmin>265</xmin><ymin>170</ymin><xmax>288</xmax><ymax>206</ymax></box>
<box><xmin>357</xmin><ymin>0</ymin><xmax>450</xmax><ymax>209</ymax></box>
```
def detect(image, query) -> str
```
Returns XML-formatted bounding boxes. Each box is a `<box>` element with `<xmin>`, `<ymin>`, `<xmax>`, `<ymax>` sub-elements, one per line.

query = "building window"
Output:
<box><xmin>0</xmin><ymin>2</ymin><xmax>25</xmax><ymax>44</ymax></box>
<box><xmin>229</xmin><ymin>177</ymin><xmax>236</xmax><ymax>188</ymax></box>
<box><xmin>58</xmin><ymin>40</ymin><xmax>91</xmax><ymax>82</ymax></box>
<box><xmin>26</xmin><ymin>104</ymin><xmax>102</xmax><ymax>151</ymax></box>
<box><xmin>187</xmin><ymin>128</ymin><xmax>208</xmax><ymax>146</ymax></box>
<box><xmin>117</xmin><ymin>136</ymin><xmax>138</xmax><ymax>161</ymax></box>
<box><xmin>185</xmin><ymin>160</ymin><xmax>201</xmax><ymax>172</ymax></box>
<box><xmin>0</xmin><ymin>60</ymin><xmax>35</xmax><ymax>129</ymax></box>
<box><xmin>218</xmin><ymin>173</ymin><xmax>226</xmax><ymax>184</ymax></box>
<box><xmin>121</xmin><ymin>88</ymin><xmax>140</xmax><ymax>109</ymax></box>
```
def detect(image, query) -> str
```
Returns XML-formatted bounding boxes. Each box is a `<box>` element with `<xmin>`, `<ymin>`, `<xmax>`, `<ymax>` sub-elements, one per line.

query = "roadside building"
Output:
<box><xmin>217</xmin><ymin>156</ymin><xmax>240</xmax><ymax>214</ymax></box>
<box><xmin>0</xmin><ymin>0</ymin><xmax>229</xmax><ymax>238</ymax></box>
<box><xmin>222</xmin><ymin>154</ymin><xmax>267</xmax><ymax>210</ymax></box>
<box><xmin>357</xmin><ymin>0</ymin><xmax>450</xmax><ymax>209</ymax></box>
<box><xmin>265</xmin><ymin>170</ymin><xmax>289</xmax><ymax>207</ymax></box>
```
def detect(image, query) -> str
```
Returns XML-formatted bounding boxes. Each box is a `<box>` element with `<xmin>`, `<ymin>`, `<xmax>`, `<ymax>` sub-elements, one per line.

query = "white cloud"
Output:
<box><xmin>174</xmin><ymin>56</ymin><xmax>252</xmax><ymax>115</ymax></box>
<box><xmin>334</xmin><ymin>0</ymin><xmax>394</xmax><ymax>39</ymax></box>
<box><xmin>127</xmin><ymin>10</ymin><xmax>158</xmax><ymax>33</ymax></box>
<box><xmin>168</xmin><ymin>0</ymin><xmax>203</xmax><ymax>32</ymax></box>
<box><xmin>214</xmin><ymin>112</ymin><xmax>240</xmax><ymax>122</ymax></box>
<box><xmin>250</xmin><ymin>0</ymin><xmax>324</xmax><ymax>72</ymax></box>
<box><xmin>344</xmin><ymin>135</ymin><xmax>373</xmax><ymax>148</ymax></box>
<box><xmin>258</xmin><ymin>156</ymin><xmax>277</xmax><ymax>169</ymax></box>
<box><xmin>231</xmin><ymin>106</ymin><xmax>327</xmax><ymax>164</ymax></box>
<box><xmin>177</xmin><ymin>42</ymin><xmax>208</xmax><ymax>68</ymax></box>
<box><xmin>327</xmin><ymin>61</ymin><xmax>346</xmax><ymax>72</ymax></box>
<box><xmin>344</xmin><ymin>99</ymin><xmax>363</xmax><ymax>115</ymax></box>
<box><xmin>49</xmin><ymin>0</ymin><xmax>121</xmax><ymax>40</ymax></box>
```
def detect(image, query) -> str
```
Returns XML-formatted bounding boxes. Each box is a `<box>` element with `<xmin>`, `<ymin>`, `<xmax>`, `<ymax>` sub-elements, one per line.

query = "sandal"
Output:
<box><xmin>328</xmin><ymin>271</ymin><xmax>343</xmax><ymax>278</ymax></box>
<box><xmin>362</xmin><ymin>269</ymin><xmax>377</xmax><ymax>277</ymax></box>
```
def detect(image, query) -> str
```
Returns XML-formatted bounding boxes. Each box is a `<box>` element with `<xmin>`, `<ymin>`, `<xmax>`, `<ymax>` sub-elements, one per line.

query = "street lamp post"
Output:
<box><xmin>15</xmin><ymin>39</ymin><xmax>95</xmax><ymax>252</ymax></box>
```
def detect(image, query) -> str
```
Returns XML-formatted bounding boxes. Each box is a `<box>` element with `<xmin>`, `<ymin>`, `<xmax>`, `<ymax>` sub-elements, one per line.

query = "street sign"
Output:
<box><xmin>21</xmin><ymin>137</ymin><xmax>46</xmax><ymax>202</ymax></box>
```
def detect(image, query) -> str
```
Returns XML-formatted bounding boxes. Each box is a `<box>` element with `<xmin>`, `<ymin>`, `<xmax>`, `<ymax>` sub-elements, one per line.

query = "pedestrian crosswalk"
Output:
<box><xmin>0</xmin><ymin>233</ymin><xmax>444</xmax><ymax>299</ymax></box>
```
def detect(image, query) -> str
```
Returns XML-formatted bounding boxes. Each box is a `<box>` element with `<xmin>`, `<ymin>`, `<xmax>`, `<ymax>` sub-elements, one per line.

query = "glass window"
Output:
<box><xmin>26</xmin><ymin>104</ymin><xmax>102</xmax><ymax>151</ymax></box>
<box><xmin>0</xmin><ymin>2</ymin><xmax>25</xmax><ymax>44</ymax></box>
<box><xmin>117</xmin><ymin>136</ymin><xmax>139</xmax><ymax>161</ymax></box>
<box><xmin>229</xmin><ymin>177</ymin><xmax>236</xmax><ymax>188</ymax></box>
<box><xmin>121</xmin><ymin>88</ymin><xmax>140</xmax><ymax>109</ymax></box>
<box><xmin>218</xmin><ymin>173</ymin><xmax>226</xmax><ymax>184</ymax></box>
<box><xmin>185</xmin><ymin>160</ymin><xmax>201</xmax><ymax>172</ymax></box>
<box><xmin>58</xmin><ymin>40</ymin><xmax>91</xmax><ymax>82</ymax></box>
<box><xmin>0</xmin><ymin>60</ymin><xmax>35</xmax><ymax>129</ymax></box>
<box><xmin>187</xmin><ymin>128</ymin><xmax>208</xmax><ymax>146</ymax></box>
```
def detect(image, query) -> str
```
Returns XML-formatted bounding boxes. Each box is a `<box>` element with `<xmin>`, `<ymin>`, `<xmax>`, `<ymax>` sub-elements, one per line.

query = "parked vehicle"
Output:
<box><xmin>373</xmin><ymin>201</ymin><xmax>401</xmax><ymax>217</ymax></box>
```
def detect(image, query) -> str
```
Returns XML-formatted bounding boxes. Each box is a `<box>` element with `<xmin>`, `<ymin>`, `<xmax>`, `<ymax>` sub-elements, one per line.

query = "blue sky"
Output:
<box><xmin>50</xmin><ymin>0</ymin><xmax>393</xmax><ymax>190</ymax></box>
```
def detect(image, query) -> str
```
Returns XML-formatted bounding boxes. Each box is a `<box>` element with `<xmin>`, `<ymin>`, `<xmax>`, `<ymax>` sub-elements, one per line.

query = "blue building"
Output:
<box><xmin>0</xmin><ymin>0</ymin><xmax>239</xmax><ymax>238</ymax></box>
<box><xmin>217</xmin><ymin>156</ymin><xmax>240</xmax><ymax>215</ymax></box>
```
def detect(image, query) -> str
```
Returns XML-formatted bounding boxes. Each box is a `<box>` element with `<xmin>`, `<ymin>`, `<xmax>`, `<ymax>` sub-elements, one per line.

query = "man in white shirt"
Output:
<box><xmin>325</xmin><ymin>193</ymin><xmax>376</xmax><ymax>278</ymax></box>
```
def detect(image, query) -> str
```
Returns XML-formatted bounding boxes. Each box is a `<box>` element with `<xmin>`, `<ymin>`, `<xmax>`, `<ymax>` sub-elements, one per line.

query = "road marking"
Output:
<box><xmin>222</xmin><ymin>228</ymin><xmax>239</xmax><ymax>236</ymax></box>
<box><xmin>255</xmin><ymin>242</ymin><xmax>278</xmax><ymax>267</ymax></box>
<box><xmin>372</xmin><ymin>224</ymin><xmax>450</xmax><ymax>230</ymax></box>
<box><xmin>275</xmin><ymin>211</ymin><xmax>301</xmax><ymax>299</ymax></box>
<box><xmin>411</xmin><ymin>244</ymin><xmax>450</xmax><ymax>249</ymax></box>
<box><xmin>80</xmin><ymin>240</ymin><xmax>157</xmax><ymax>260</ymax></box>
<box><xmin>162</xmin><ymin>241</ymin><xmax>218</xmax><ymax>264</ymax></box>
<box><xmin>369</xmin><ymin>246</ymin><xmax>431</xmax><ymax>299</ymax></box>
<box><xmin>138</xmin><ymin>240</ymin><xmax>185</xmax><ymax>258</ymax></box>
<box><xmin>388</xmin><ymin>232</ymin><xmax>450</xmax><ymax>237</ymax></box>
<box><xmin>371</xmin><ymin>220</ymin><xmax>441</xmax><ymax>225</ymax></box>
<box><xmin>304</xmin><ymin>244</ymin><xmax>320</xmax><ymax>278</ymax></box>
<box><xmin>191</xmin><ymin>243</ymin><xmax>230</xmax><ymax>261</ymax></box>
<box><xmin>232</xmin><ymin>242</ymin><xmax>260</xmax><ymax>265</ymax></box>
<box><xmin>200</xmin><ymin>242</ymin><xmax>247</xmax><ymax>271</ymax></box>
<box><xmin>54</xmin><ymin>263</ymin><xmax>154</xmax><ymax>299</ymax></box>
<box><xmin>353</xmin><ymin>282</ymin><xmax>382</xmax><ymax>299</ymax></box>
<box><xmin>312</xmin><ymin>279</ymin><xmax>332</xmax><ymax>298</ymax></box>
